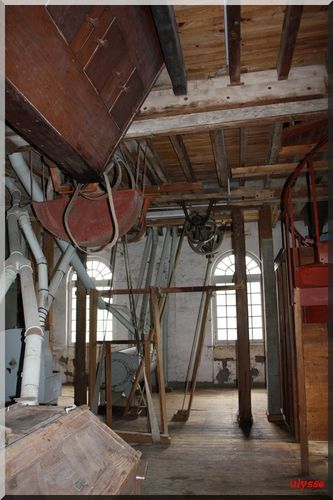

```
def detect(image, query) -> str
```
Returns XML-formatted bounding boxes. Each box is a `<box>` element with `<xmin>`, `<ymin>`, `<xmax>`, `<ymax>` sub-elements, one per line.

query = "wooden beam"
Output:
<box><xmin>281</xmin><ymin>118</ymin><xmax>327</xmax><ymax>144</ymax></box>
<box><xmin>139</xmin><ymin>65</ymin><xmax>326</xmax><ymax>118</ymax></box>
<box><xmin>265</xmin><ymin>122</ymin><xmax>283</xmax><ymax>188</ymax></box>
<box><xmin>145</xmin><ymin>182</ymin><xmax>202</xmax><ymax>195</ymax></box>
<box><xmin>74</xmin><ymin>254</ymin><xmax>87</xmax><ymax>406</ymax></box>
<box><xmin>150</xmin><ymin>6</ymin><xmax>187</xmax><ymax>96</ymax></box>
<box><xmin>88</xmin><ymin>289</ymin><xmax>98</xmax><ymax>407</ymax></box>
<box><xmin>127</xmin><ymin>98</ymin><xmax>328</xmax><ymax>138</ymax></box>
<box><xmin>232</xmin><ymin>160</ymin><xmax>328</xmax><ymax>178</ymax></box>
<box><xmin>232</xmin><ymin>208</ymin><xmax>252</xmax><ymax>429</ymax></box>
<box><xmin>105</xmin><ymin>342</ymin><xmax>112</xmax><ymax>428</ymax></box>
<box><xmin>277</xmin><ymin>6</ymin><xmax>304</xmax><ymax>80</ymax></box>
<box><xmin>293</xmin><ymin>288</ymin><xmax>309</xmax><ymax>475</ymax></box>
<box><xmin>115</xmin><ymin>430</ymin><xmax>171</xmax><ymax>445</ymax></box>
<box><xmin>100</xmin><ymin>284</ymin><xmax>242</xmax><ymax>297</ymax></box>
<box><xmin>239</xmin><ymin>127</ymin><xmax>247</xmax><ymax>187</ymax></box>
<box><xmin>226</xmin><ymin>6</ymin><xmax>241</xmax><ymax>85</ymax></box>
<box><xmin>210</xmin><ymin>129</ymin><xmax>230</xmax><ymax>188</ymax></box>
<box><xmin>145</xmin><ymin>139</ymin><xmax>170</xmax><ymax>183</ymax></box>
<box><xmin>169</xmin><ymin>135</ymin><xmax>195</xmax><ymax>182</ymax></box>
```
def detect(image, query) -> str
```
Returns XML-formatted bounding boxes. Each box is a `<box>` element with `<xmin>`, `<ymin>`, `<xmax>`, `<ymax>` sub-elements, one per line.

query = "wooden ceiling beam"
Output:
<box><xmin>239</xmin><ymin>127</ymin><xmax>247</xmax><ymax>187</ymax></box>
<box><xmin>210</xmin><ymin>129</ymin><xmax>230</xmax><ymax>189</ymax></box>
<box><xmin>232</xmin><ymin>160</ymin><xmax>328</xmax><ymax>178</ymax></box>
<box><xmin>144</xmin><ymin>140</ymin><xmax>170</xmax><ymax>184</ymax></box>
<box><xmin>277</xmin><ymin>6</ymin><xmax>304</xmax><ymax>80</ymax></box>
<box><xmin>139</xmin><ymin>65</ymin><xmax>326</xmax><ymax>118</ymax></box>
<box><xmin>226</xmin><ymin>6</ymin><xmax>241</xmax><ymax>85</ymax></box>
<box><xmin>127</xmin><ymin>98</ymin><xmax>327</xmax><ymax>138</ymax></box>
<box><xmin>169</xmin><ymin>135</ymin><xmax>195</xmax><ymax>182</ymax></box>
<box><xmin>150</xmin><ymin>6</ymin><xmax>187</xmax><ymax>96</ymax></box>
<box><xmin>265</xmin><ymin>122</ymin><xmax>283</xmax><ymax>188</ymax></box>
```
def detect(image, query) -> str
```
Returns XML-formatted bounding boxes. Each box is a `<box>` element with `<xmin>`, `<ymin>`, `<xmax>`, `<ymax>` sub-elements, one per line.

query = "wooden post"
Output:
<box><xmin>150</xmin><ymin>288</ymin><xmax>168</xmax><ymax>435</ymax></box>
<box><xmin>187</xmin><ymin>290</ymin><xmax>213</xmax><ymax>415</ymax></box>
<box><xmin>258</xmin><ymin>205</ymin><xmax>283</xmax><ymax>421</ymax></box>
<box><xmin>105</xmin><ymin>342</ymin><xmax>112</xmax><ymax>428</ymax></box>
<box><xmin>74</xmin><ymin>254</ymin><xmax>87</xmax><ymax>406</ymax></box>
<box><xmin>232</xmin><ymin>207</ymin><xmax>252</xmax><ymax>428</ymax></box>
<box><xmin>293</xmin><ymin>288</ymin><xmax>309</xmax><ymax>475</ymax></box>
<box><xmin>88</xmin><ymin>289</ymin><xmax>98</xmax><ymax>406</ymax></box>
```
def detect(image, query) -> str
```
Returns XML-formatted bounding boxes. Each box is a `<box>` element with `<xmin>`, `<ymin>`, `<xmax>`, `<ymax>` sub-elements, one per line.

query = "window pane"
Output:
<box><xmin>217</xmin><ymin>329</ymin><xmax>227</xmax><ymax>341</ymax></box>
<box><xmin>251</xmin><ymin>282</ymin><xmax>261</xmax><ymax>293</ymax></box>
<box><xmin>252</xmin><ymin>316</ymin><xmax>262</xmax><ymax>328</ymax></box>
<box><xmin>216</xmin><ymin>293</ymin><xmax>226</xmax><ymax>305</ymax></box>
<box><xmin>228</xmin><ymin>329</ymin><xmax>237</xmax><ymax>341</ymax></box>
<box><xmin>227</xmin><ymin>317</ymin><xmax>237</xmax><ymax>329</ymax></box>
<box><xmin>227</xmin><ymin>305</ymin><xmax>236</xmax><ymax>317</ymax></box>
<box><xmin>252</xmin><ymin>328</ymin><xmax>262</xmax><ymax>339</ymax></box>
<box><xmin>217</xmin><ymin>306</ymin><xmax>226</xmax><ymax>317</ymax></box>
<box><xmin>226</xmin><ymin>293</ymin><xmax>236</xmax><ymax>306</ymax></box>
<box><xmin>252</xmin><ymin>305</ymin><xmax>262</xmax><ymax>316</ymax></box>
<box><xmin>251</xmin><ymin>294</ymin><xmax>261</xmax><ymax>305</ymax></box>
<box><xmin>217</xmin><ymin>317</ymin><xmax>227</xmax><ymax>329</ymax></box>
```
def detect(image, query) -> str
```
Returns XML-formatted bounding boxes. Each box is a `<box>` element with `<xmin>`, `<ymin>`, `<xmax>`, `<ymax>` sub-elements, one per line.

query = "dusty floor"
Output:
<box><xmin>59</xmin><ymin>386</ymin><xmax>328</xmax><ymax>496</ymax></box>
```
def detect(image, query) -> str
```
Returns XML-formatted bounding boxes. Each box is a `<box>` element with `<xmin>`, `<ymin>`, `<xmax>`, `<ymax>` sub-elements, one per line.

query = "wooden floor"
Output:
<box><xmin>59</xmin><ymin>386</ymin><xmax>328</xmax><ymax>495</ymax></box>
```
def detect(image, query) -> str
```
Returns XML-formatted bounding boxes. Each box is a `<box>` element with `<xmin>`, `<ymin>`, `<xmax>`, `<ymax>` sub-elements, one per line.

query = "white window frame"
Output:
<box><xmin>67</xmin><ymin>258</ymin><xmax>113</xmax><ymax>344</ymax></box>
<box><xmin>212</xmin><ymin>251</ymin><xmax>263</xmax><ymax>345</ymax></box>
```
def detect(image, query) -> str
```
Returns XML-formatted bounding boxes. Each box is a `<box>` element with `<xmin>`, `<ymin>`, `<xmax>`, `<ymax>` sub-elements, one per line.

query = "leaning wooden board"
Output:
<box><xmin>5</xmin><ymin>405</ymin><xmax>142</xmax><ymax>495</ymax></box>
<box><xmin>5</xmin><ymin>5</ymin><xmax>163</xmax><ymax>182</ymax></box>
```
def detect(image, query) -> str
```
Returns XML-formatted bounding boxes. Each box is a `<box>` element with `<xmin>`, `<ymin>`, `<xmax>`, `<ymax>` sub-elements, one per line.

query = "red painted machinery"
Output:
<box><xmin>281</xmin><ymin>137</ymin><xmax>328</xmax><ymax>323</ymax></box>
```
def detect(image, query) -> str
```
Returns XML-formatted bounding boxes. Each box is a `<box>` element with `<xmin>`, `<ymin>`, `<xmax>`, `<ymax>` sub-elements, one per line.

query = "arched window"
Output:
<box><xmin>68</xmin><ymin>259</ymin><xmax>113</xmax><ymax>343</ymax></box>
<box><xmin>212</xmin><ymin>252</ymin><xmax>263</xmax><ymax>342</ymax></box>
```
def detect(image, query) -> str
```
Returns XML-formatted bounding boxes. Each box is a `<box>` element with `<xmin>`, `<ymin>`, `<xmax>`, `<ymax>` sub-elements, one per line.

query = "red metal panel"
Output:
<box><xmin>32</xmin><ymin>190</ymin><xmax>143</xmax><ymax>247</ymax></box>
<box><xmin>303</xmin><ymin>305</ymin><xmax>328</xmax><ymax>324</ymax></box>
<box><xmin>300</xmin><ymin>287</ymin><xmax>328</xmax><ymax>306</ymax></box>
<box><xmin>295</xmin><ymin>265</ymin><xmax>328</xmax><ymax>288</ymax></box>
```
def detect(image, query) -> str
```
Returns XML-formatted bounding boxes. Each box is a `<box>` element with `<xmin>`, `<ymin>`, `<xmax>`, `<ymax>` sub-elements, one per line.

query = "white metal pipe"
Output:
<box><xmin>19</xmin><ymin>263</ymin><xmax>44</xmax><ymax>404</ymax></box>
<box><xmin>47</xmin><ymin>243</ymin><xmax>75</xmax><ymax>310</ymax></box>
<box><xmin>5</xmin><ymin>177</ymin><xmax>21</xmax><ymax>207</ymax></box>
<box><xmin>9</xmin><ymin>152</ymin><xmax>136</xmax><ymax>335</ymax></box>
<box><xmin>6</xmin><ymin>210</ymin><xmax>22</xmax><ymax>255</ymax></box>
<box><xmin>0</xmin><ymin>265</ymin><xmax>18</xmax><ymax>303</ymax></box>
<box><xmin>18</xmin><ymin>211</ymin><xmax>49</xmax><ymax>327</ymax></box>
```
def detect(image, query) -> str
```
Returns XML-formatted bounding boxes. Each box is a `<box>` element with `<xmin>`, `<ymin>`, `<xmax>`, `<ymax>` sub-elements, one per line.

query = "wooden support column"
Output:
<box><xmin>74</xmin><ymin>254</ymin><xmax>87</xmax><ymax>406</ymax></box>
<box><xmin>293</xmin><ymin>288</ymin><xmax>309</xmax><ymax>475</ymax></box>
<box><xmin>88</xmin><ymin>289</ymin><xmax>98</xmax><ymax>406</ymax></box>
<box><xmin>258</xmin><ymin>204</ymin><xmax>283</xmax><ymax>421</ymax></box>
<box><xmin>232</xmin><ymin>208</ymin><xmax>252</xmax><ymax>428</ymax></box>
<box><xmin>105</xmin><ymin>342</ymin><xmax>112</xmax><ymax>428</ymax></box>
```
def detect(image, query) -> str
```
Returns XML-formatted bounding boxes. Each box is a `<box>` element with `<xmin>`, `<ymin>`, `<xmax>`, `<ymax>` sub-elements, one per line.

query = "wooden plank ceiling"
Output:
<box><xmin>120</xmin><ymin>5</ymin><xmax>328</xmax><ymax>223</ymax></box>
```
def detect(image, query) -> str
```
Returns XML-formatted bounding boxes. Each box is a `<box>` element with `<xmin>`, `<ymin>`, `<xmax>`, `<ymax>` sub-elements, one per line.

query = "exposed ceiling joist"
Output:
<box><xmin>119</xmin><ymin>142</ymin><xmax>153</xmax><ymax>186</ymax></box>
<box><xmin>139</xmin><ymin>65</ymin><xmax>326</xmax><ymax>118</ymax></box>
<box><xmin>127</xmin><ymin>98</ymin><xmax>328</xmax><ymax>138</ymax></box>
<box><xmin>232</xmin><ymin>160</ymin><xmax>328</xmax><ymax>179</ymax></box>
<box><xmin>265</xmin><ymin>122</ymin><xmax>283</xmax><ymax>188</ymax></box>
<box><xmin>210</xmin><ymin>129</ymin><xmax>230</xmax><ymax>189</ymax></box>
<box><xmin>226</xmin><ymin>6</ymin><xmax>241</xmax><ymax>85</ymax></box>
<box><xmin>144</xmin><ymin>140</ymin><xmax>170</xmax><ymax>184</ymax></box>
<box><xmin>239</xmin><ymin>127</ymin><xmax>247</xmax><ymax>187</ymax></box>
<box><xmin>277</xmin><ymin>6</ymin><xmax>304</xmax><ymax>80</ymax></box>
<box><xmin>150</xmin><ymin>6</ymin><xmax>187</xmax><ymax>96</ymax></box>
<box><xmin>169</xmin><ymin>135</ymin><xmax>195</xmax><ymax>182</ymax></box>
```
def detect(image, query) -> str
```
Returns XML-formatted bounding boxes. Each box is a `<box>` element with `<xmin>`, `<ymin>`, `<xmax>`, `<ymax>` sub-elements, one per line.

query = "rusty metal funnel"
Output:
<box><xmin>32</xmin><ymin>189</ymin><xmax>143</xmax><ymax>247</ymax></box>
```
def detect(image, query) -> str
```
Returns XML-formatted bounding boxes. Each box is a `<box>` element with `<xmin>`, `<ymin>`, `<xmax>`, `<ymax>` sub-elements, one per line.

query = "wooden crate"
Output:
<box><xmin>5</xmin><ymin>405</ymin><xmax>142</xmax><ymax>495</ymax></box>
